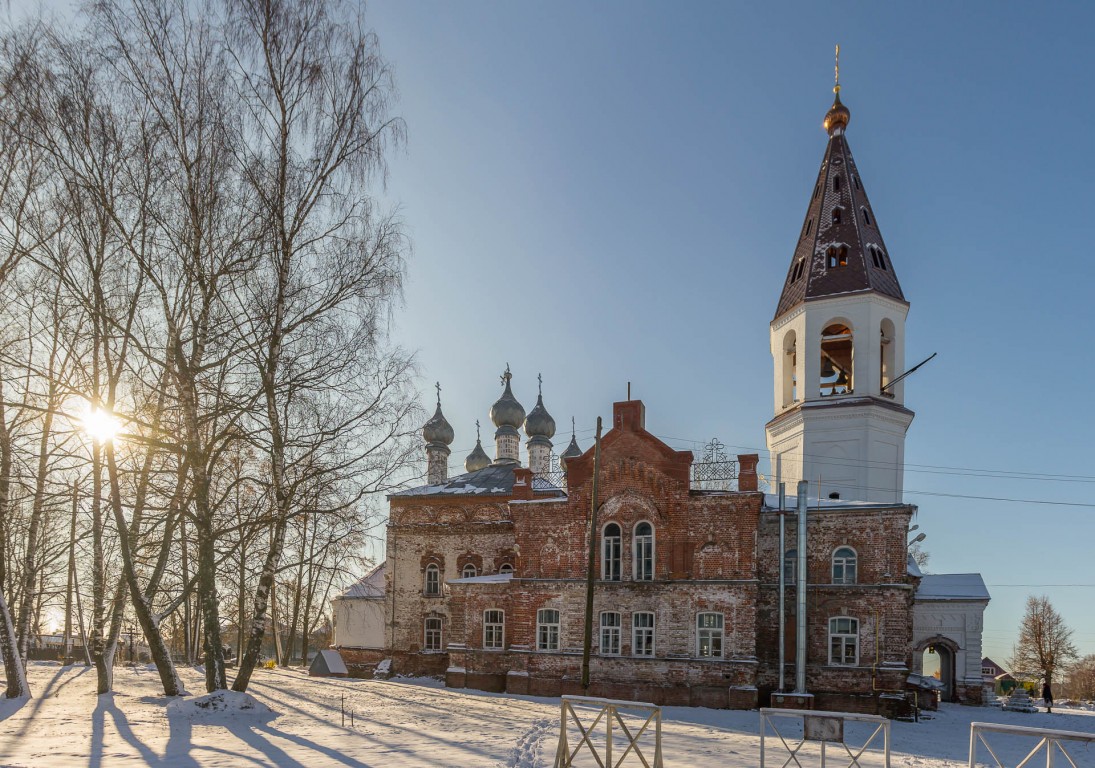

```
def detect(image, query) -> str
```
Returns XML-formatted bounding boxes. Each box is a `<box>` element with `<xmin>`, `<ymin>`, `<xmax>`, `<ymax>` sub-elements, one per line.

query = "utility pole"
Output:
<box><xmin>580</xmin><ymin>417</ymin><xmax>603</xmax><ymax>690</ymax></box>
<box><xmin>794</xmin><ymin>480</ymin><xmax>808</xmax><ymax>694</ymax></box>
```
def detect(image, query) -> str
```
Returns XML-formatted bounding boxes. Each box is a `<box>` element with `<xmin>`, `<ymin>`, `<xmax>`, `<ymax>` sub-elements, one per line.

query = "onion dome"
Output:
<box><xmin>465</xmin><ymin>420</ymin><xmax>491</xmax><ymax>473</ymax></box>
<box><xmin>558</xmin><ymin>417</ymin><xmax>582</xmax><ymax>470</ymax></box>
<box><xmin>823</xmin><ymin>45</ymin><xmax>850</xmax><ymax>136</ymax></box>
<box><xmin>823</xmin><ymin>90</ymin><xmax>850</xmax><ymax>136</ymax></box>
<box><xmin>489</xmin><ymin>364</ymin><xmax>525</xmax><ymax>429</ymax></box>
<box><xmin>523</xmin><ymin>374</ymin><xmax>556</xmax><ymax>439</ymax></box>
<box><xmin>422</xmin><ymin>383</ymin><xmax>454</xmax><ymax>445</ymax></box>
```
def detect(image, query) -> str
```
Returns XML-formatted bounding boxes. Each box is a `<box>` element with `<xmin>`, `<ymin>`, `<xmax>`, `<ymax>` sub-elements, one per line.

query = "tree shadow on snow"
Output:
<box><xmin>88</xmin><ymin>692</ymin><xmax>205</xmax><ymax>768</ymax></box>
<box><xmin>223</xmin><ymin>721</ymin><xmax>380</xmax><ymax>768</ymax></box>
<box><xmin>0</xmin><ymin>694</ymin><xmax>28</xmax><ymax>723</ymax></box>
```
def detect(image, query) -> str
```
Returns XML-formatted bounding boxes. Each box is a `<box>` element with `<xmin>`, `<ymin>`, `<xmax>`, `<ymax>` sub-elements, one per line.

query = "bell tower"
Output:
<box><xmin>765</xmin><ymin>49</ymin><xmax>914</xmax><ymax>504</ymax></box>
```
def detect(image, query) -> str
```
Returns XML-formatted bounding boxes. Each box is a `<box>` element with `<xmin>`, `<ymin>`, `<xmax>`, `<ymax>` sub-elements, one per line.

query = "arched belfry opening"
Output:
<box><xmin>880</xmin><ymin>319</ymin><xmax>896</xmax><ymax>396</ymax></box>
<box><xmin>820</xmin><ymin>323</ymin><xmax>853</xmax><ymax>396</ymax></box>
<box><xmin>781</xmin><ymin>330</ymin><xmax>797</xmax><ymax>408</ymax></box>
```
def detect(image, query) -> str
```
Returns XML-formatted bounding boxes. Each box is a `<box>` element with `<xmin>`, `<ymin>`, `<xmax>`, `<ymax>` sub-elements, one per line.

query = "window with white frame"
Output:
<box><xmin>634</xmin><ymin>522</ymin><xmax>654</xmax><ymax>581</ymax></box>
<box><xmin>697</xmin><ymin>613</ymin><xmax>724</xmax><ymax>658</ymax></box>
<box><xmin>424</xmin><ymin>617</ymin><xmax>443</xmax><ymax>651</ymax></box>
<box><xmin>600</xmin><ymin>612</ymin><xmax>621</xmax><ymax>655</ymax></box>
<box><xmin>424</xmin><ymin>564</ymin><xmax>441</xmax><ymax>596</ymax></box>
<box><xmin>461</xmin><ymin>563</ymin><xmax>477</xmax><ymax>578</ymax></box>
<box><xmin>498</xmin><ymin>563</ymin><xmax>513</xmax><ymax>575</ymax></box>
<box><xmin>633</xmin><ymin>612</ymin><xmax>655</xmax><ymax>656</ymax></box>
<box><xmin>483</xmin><ymin>610</ymin><xmax>505</xmax><ymax>649</ymax></box>
<box><xmin>537</xmin><ymin>609</ymin><xmax>560</xmax><ymax>651</ymax></box>
<box><xmin>832</xmin><ymin>547</ymin><xmax>857</xmax><ymax>584</ymax></box>
<box><xmin>828</xmin><ymin>616</ymin><xmax>859</xmax><ymax>665</ymax></box>
<box><xmin>602</xmin><ymin>523</ymin><xmax>622</xmax><ymax>580</ymax></box>
<box><xmin>783</xmin><ymin>549</ymin><xmax>797</xmax><ymax>584</ymax></box>
<box><xmin>982</xmin><ymin>666</ymin><xmax>995</xmax><ymax>676</ymax></box>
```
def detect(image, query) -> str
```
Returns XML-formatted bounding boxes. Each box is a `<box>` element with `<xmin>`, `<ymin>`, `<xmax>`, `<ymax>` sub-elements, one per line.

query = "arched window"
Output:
<box><xmin>829</xmin><ymin>616</ymin><xmax>859</xmax><ymax>665</ymax></box>
<box><xmin>696</xmin><ymin>613</ymin><xmax>724</xmax><ymax>658</ymax></box>
<box><xmin>461</xmin><ymin>563</ymin><xmax>478</xmax><ymax>578</ymax></box>
<box><xmin>424</xmin><ymin>617</ymin><xmax>443</xmax><ymax>651</ymax></box>
<box><xmin>600</xmin><ymin>612</ymin><xmax>621</xmax><ymax>655</ymax></box>
<box><xmin>804</xmin><ymin>218</ymin><xmax>813</xmax><ymax>237</ymax></box>
<box><xmin>820</xmin><ymin>323</ymin><xmax>853</xmax><ymax>396</ymax></box>
<box><xmin>781</xmin><ymin>331</ymin><xmax>797</xmax><ymax>407</ymax></box>
<box><xmin>832</xmin><ymin>547</ymin><xmax>857</xmax><ymax>584</ymax></box>
<box><xmin>853</xmin><ymin>175</ymin><xmax>861</xmax><ymax>190</ymax></box>
<box><xmin>833</xmin><ymin>174</ymin><xmax>842</xmax><ymax>191</ymax></box>
<box><xmin>880</xmin><ymin>320</ymin><xmax>896</xmax><ymax>396</ymax></box>
<box><xmin>826</xmin><ymin>245</ymin><xmax>848</xmax><ymax>268</ymax></box>
<box><xmin>791</xmin><ymin>258</ymin><xmax>806</xmax><ymax>283</ymax></box>
<box><xmin>424</xmin><ymin>564</ymin><xmax>441</xmax><ymax>596</ymax></box>
<box><xmin>633</xmin><ymin>522</ymin><xmax>654</xmax><ymax>581</ymax></box>
<box><xmin>783</xmin><ymin>549</ymin><xmax>797</xmax><ymax>584</ymax></box>
<box><xmin>602</xmin><ymin>523</ymin><xmax>622</xmax><ymax>580</ymax></box>
<box><xmin>537</xmin><ymin>609</ymin><xmax>560</xmax><ymax>651</ymax></box>
<box><xmin>498</xmin><ymin>563</ymin><xmax>514</xmax><ymax>575</ymax></box>
<box><xmin>862</xmin><ymin>207</ymin><xmax>871</xmax><ymax>226</ymax></box>
<box><xmin>483</xmin><ymin>610</ymin><xmax>505</xmax><ymax>649</ymax></box>
<box><xmin>813</xmin><ymin>182</ymin><xmax>821</xmax><ymax>199</ymax></box>
<box><xmin>633</xmin><ymin>612</ymin><xmax>655</xmax><ymax>656</ymax></box>
<box><xmin>831</xmin><ymin>207</ymin><xmax>843</xmax><ymax>226</ymax></box>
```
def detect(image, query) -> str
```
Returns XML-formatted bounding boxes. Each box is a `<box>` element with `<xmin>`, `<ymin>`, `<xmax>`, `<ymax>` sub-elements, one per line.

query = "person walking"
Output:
<box><xmin>1042</xmin><ymin>680</ymin><xmax>1053</xmax><ymax>714</ymax></box>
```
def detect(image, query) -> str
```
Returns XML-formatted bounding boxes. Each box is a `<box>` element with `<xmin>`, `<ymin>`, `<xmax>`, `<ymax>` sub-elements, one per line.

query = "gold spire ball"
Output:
<box><xmin>823</xmin><ymin>44</ymin><xmax>851</xmax><ymax>136</ymax></box>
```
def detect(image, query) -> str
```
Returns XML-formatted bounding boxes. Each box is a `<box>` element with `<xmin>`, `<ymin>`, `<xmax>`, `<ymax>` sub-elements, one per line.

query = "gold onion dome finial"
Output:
<box><xmin>823</xmin><ymin>44</ymin><xmax>850</xmax><ymax>136</ymax></box>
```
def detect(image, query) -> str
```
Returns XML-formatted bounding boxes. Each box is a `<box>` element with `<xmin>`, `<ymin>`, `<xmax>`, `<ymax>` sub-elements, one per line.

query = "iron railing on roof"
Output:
<box><xmin>690</xmin><ymin>438</ymin><xmax>739</xmax><ymax>491</ymax></box>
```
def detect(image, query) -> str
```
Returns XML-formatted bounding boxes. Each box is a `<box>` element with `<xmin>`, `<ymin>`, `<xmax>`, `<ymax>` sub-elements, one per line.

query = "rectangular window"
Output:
<box><xmin>633</xmin><ymin>612</ymin><xmax>655</xmax><ymax>657</ymax></box>
<box><xmin>484</xmin><ymin>610</ymin><xmax>505</xmax><ymax>650</ymax></box>
<box><xmin>982</xmin><ymin>666</ymin><xmax>995</xmax><ymax>676</ymax></box>
<box><xmin>828</xmin><ymin>617</ymin><xmax>858</xmax><ymax>666</ymax></box>
<box><xmin>600</xmin><ymin>612</ymin><xmax>621</xmax><ymax>656</ymax></box>
<box><xmin>424</xmin><ymin>618</ymin><xmax>442</xmax><ymax>652</ymax></box>
<box><xmin>697</xmin><ymin>613</ymin><xmax>724</xmax><ymax>658</ymax></box>
<box><xmin>537</xmin><ymin>609</ymin><xmax>560</xmax><ymax>651</ymax></box>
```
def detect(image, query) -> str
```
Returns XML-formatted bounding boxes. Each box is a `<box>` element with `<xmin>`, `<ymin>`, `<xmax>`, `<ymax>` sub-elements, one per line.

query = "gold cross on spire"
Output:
<box><xmin>834</xmin><ymin>44</ymin><xmax>841</xmax><ymax>95</ymax></box>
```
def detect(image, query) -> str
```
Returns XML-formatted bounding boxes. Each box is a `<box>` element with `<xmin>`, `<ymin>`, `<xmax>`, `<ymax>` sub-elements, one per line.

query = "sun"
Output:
<box><xmin>82</xmin><ymin>406</ymin><xmax>120</xmax><ymax>443</ymax></box>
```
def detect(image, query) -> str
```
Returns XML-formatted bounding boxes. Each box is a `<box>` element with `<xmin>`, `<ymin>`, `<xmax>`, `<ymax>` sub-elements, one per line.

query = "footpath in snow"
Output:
<box><xmin>1</xmin><ymin>662</ymin><xmax>1094</xmax><ymax>767</ymax></box>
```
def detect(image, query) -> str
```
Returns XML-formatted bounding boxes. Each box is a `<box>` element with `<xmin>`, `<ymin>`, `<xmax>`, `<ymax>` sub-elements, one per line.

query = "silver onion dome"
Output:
<box><xmin>559</xmin><ymin>418</ymin><xmax>582</xmax><ymax>469</ymax></box>
<box><xmin>422</xmin><ymin>384</ymin><xmax>454</xmax><ymax>445</ymax></box>
<box><xmin>489</xmin><ymin>365</ymin><xmax>525</xmax><ymax>429</ymax></box>
<box><xmin>465</xmin><ymin>438</ymin><xmax>491</xmax><ymax>473</ymax></box>
<box><xmin>524</xmin><ymin>374</ymin><xmax>556</xmax><ymax>439</ymax></box>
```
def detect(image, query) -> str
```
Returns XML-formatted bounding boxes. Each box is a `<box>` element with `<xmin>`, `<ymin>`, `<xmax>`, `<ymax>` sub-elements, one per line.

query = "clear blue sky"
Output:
<box><xmin>366</xmin><ymin>0</ymin><xmax>1095</xmax><ymax>667</ymax></box>
<box><xmin>15</xmin><ymin>0</ymin><xmax>1093</xmax><ymax>668</ymax></box>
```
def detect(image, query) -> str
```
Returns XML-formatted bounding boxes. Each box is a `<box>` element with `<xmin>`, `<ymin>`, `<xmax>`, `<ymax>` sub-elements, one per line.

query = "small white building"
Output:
<box><xmin>332</xmin><ymin>562</ymin><xmax>387</xmax><ymax>651</ymax></box>
<box><xmin>911</xmin><ymin>570</ymin><xmax>990</xmax><ymax>704</ymax></box>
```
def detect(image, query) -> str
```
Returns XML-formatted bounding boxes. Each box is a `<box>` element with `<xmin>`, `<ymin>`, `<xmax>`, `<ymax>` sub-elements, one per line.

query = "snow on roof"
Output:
<box><xmin>916</xmin><ymin>573</ymin><xmax>990</xmax><ymax>601</ymax></box>
<box><xmin>907</xmin><ymin>555</ymin><xmax>924</xmax><ymax>578</ymax></box>
<box><xmin>447</xmin><ymin>573</ymin><xmax>513</xmax><ymax>585</ymax></box>
<box><xmin>338</xmin><ymin>562</ymin><xmax>386</xmax><ymax>599</ymax></box>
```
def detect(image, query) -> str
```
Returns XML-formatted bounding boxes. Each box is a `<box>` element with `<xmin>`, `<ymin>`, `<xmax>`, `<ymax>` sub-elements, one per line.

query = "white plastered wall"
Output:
<box><xmin>333</xmin><ymin>597</ymin><xmax>387</xmax><ymax>649</ymax></box>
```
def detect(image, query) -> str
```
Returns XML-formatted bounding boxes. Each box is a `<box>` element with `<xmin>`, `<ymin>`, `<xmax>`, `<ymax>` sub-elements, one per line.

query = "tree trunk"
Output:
<box><xmin>90</xmin><ymin>442</ymin><xmax>111</xmax><ymax>694</ymax></box>
<box><xmin>231</xmin><ymin>518</ymin><xmax>288</xmax><ymax>692</ymax></box>
<box><xmin>105</xmin><ymin>443</ymin><xmax>183</xmax><ymax>695</ymax></box>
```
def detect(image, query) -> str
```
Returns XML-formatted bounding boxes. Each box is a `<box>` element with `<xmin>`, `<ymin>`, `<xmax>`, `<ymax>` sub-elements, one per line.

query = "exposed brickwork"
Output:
<box><xmin>352</xmin><ymin>400</ymin><xmax>928</xmax><ymax>713</ymax></box>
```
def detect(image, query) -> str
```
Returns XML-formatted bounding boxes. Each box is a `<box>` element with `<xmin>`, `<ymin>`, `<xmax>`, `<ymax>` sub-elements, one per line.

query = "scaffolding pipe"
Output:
<box><xmin>794</xmin><ymin>480</ymin><xmax>808</xmax><ymax>694</ymax></box>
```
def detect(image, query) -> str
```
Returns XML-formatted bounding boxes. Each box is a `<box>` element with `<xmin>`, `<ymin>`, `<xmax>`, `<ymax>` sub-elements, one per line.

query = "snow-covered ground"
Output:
<box><xmin>1</xmin><ymin>662</ymin><xmax>1094</xmax><ymax>767</ymax></box>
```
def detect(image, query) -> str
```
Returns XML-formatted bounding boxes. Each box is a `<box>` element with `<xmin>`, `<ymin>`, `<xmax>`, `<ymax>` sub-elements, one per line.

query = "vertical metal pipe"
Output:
<box><xmin>777</xmin><ymin>456</ymin><xmax>786</xmax><ymax>692</ymax></box>
<box><xmin>795</xmin><ymin>480</ymin><xmax>808</xmax><ymax>694</ymax></box>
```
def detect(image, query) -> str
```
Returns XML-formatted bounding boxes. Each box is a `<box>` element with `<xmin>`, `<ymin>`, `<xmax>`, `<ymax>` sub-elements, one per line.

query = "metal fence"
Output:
<box><xmin>969</xmin><ymin>721</ymin><xmax>1095</xmax><ymax>767</ymax></box>
<box><xmin>760</xmin><ymin>707</ymin><xmax>891</xmax><ymax>768</ymax></box>
<box><xmin>553</xmin><ymin>695</ymin><xmax>663</xmax><ymax>768</ymax></box>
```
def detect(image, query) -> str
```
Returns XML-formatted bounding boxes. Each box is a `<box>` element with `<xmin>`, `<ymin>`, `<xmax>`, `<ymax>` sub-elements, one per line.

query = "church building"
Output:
<box><xmin>332</xmin><ymin>70</ymin><xmax>988</xmax><ymax>713</ymax></box>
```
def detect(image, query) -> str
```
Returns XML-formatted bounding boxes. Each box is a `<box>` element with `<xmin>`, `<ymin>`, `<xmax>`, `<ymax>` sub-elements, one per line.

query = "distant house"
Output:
<box><xmin>982</xmin><ymin>657</ymin><xmax>1007</xmax><ymax>683</ymax></box>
